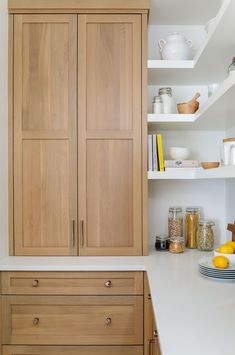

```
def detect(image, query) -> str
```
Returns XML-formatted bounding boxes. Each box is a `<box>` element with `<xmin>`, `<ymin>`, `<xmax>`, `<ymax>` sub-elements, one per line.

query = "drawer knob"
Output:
<box><xmin>32</xmin><ymin>280</ymin><xmax>39</xmax><ymax>287</ymax></box>
<box><xmin>33</xmin><ymin>317</ymin><xmax>40</xmax><ymax>326</ymax></box>
<box><xmin>105</xmin><ymin>317</ymin><xmax>112</xmax><ymax>325</ymax></box>
<box><xmin>105</xmin><ymin>280</ymin><xmax>112</xmax><ymax>288</ymax></box>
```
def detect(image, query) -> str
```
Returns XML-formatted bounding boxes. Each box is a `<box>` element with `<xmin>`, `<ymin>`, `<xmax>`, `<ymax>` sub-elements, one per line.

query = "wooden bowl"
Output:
<box><xmin>177</xmin><ymin>102</ymin><xmax>199</xmax><ymax>114</ymax></box>
<box><xmin>201</xmin><ymin>162</ymin><xmax>220</xmax><ymax>169</ymax></box>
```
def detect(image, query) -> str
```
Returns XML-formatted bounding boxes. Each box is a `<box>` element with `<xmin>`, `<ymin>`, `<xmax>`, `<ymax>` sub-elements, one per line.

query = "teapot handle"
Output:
<box><xmin>186</xmin><ymin>39</ymin><xmax>192</xmax><ymax>48</ymax></box>
<box><xmin>158</xmin><ymin>39</ymin><xmax>166</xmax><ymax>51</ymax></box>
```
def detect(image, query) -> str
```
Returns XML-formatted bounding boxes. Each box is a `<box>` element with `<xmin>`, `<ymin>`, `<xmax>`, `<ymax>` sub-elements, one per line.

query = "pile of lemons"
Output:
<box><xmin>212</xmin><ymin>241</ymin><xmax>235</xmax><ymax>269</ymax></box>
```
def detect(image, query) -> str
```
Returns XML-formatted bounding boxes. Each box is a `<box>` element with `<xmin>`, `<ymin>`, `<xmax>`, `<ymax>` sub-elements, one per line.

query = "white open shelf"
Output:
<box><xmin>148</xmin><ymin>0</ymin><xmax>235</xmax><ymax>85</ymax></box>
<box><xmin>148</xmin><ymin>73</ymin><xmax>235</xmax><ymax>130</ymax></box>
<box><xmin>148</xmin><ymin>166</ymin><xmax>235</xmax><ymax>180</ymax></box>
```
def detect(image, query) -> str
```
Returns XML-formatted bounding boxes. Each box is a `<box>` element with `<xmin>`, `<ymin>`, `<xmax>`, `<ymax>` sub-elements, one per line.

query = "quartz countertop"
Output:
<box><xmin>0</xmin><ymin>250</ymin><xmax>234</xmax><ymax>355</ymax></box>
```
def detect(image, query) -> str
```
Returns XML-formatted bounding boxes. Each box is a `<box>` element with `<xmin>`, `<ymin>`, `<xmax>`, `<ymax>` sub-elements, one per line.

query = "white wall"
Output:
<box><xmin>0</xmin><ymin>0</ymin><xmax>8</xmax><ymax>257</ymax></box>
<box><xmin>226</xmin><ymin>126</ymin><xmax>235</xmax><ymax>240</ymax></box>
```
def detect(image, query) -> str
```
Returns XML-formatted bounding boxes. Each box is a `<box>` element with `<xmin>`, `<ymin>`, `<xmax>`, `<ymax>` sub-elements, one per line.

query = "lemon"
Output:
<box><xmin>225</xmin><ymin>241</ymin><xmax>235</xmax><ymax>251</ymax></box>
<box><xmin>218</xmin><ymin>244</ymin><xmax>234</xmax><ymax>254</ymax></box>
<box><xmin>212</xmin><ymin>256</ymin><xmax>229</xmax><ymax>269</ymax></box>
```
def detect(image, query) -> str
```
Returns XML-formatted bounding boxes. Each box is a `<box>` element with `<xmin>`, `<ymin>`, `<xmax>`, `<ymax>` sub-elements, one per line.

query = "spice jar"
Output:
<box><xmin>168</xmin><ymin>207</ymin><xmax>183</xmax><ymax>238</ymax></box>
<box><xmin>159</xmin><ymin>87</ymin><xmax>177</xmax><ymax>114</ymax></box>
<box><xmin>152</xmin><ymin>95</ymin><xmax>163</xmax><ymax>114</ymax></box>
<box><xmin>186</xmin><ymin>207</ymin><xmax>199</xmax><ymax>249</ymax></box>
<box><xmin>197</xmin><ymin>220</ymin><xmax>215</xmax><ymax>251</ymax></box>
<box><xmin>169</xmin><ymin>237</ymin><xmax>185</xmax><ymax>253</ymax></box>
<box><xmin>155</xmin><ymin>235</ymin><xmax>170</xmax><ymax>251</ymax></box>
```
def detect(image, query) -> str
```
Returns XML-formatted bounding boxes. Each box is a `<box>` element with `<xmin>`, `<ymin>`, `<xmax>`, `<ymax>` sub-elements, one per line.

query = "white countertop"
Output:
<box><xmin>0</xmin><ymin>250</ymin><xmax>234</xmax><ymax>355</ymax></box>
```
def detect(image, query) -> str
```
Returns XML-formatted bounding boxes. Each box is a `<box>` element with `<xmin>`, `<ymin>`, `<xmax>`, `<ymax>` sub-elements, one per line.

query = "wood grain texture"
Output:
<box><xmin>8</xmin><ymin>0</ymin><xmax>150</xmax><ymax>11</ymax></box>
<box><xmin>1</xmin><ymin>271</ymin><xmax>143</xmax><ymax>295</ymax></box>
<box><xmin>2</xmin><ymin>295</ymin><xmax>143</xmax><ymax>345</ymax></box>
<box><xmin>78</xmin><ymin>14</ymin><xmax>142</xmax><ymax>256</ymax></box>
<box><xmin>13</xmin><ymin>15</ymin><xmax>77</xmax><ymax>255</ymax></box>
<box><xmin>3</xmin><ymin>345</ymin><xmax>143</xmax><ymax>355</ymax></box>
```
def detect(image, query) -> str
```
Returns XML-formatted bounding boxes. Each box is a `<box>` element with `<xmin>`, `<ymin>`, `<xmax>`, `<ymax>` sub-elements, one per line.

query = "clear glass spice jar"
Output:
<box><xmin>152</xmin><ymin>95</ymin><xmax>163</xmax><ymax>114</ymax></box>
<box><xmin>197</xmin><ymin>220</ymin><xmax>215</xmax><ymax>251</ymax></box>
<box><xmin>186</xmin><ymin>207</ymin><xmax>199</xmax><ymax>249</ymax></box>
<box><xmin>169</xmin><ymin>236</ymin><xmax>185</xmax><ymax>253</ymax></box>
<box><xmin>168</xmin><ymin>207</ymin><xmax>183</xmax><ymax>238</ymax></box>
<box><xmin>159</xmin><ymin>87</ymin><xmax>177</xmax><ymax>114</ymax></box>
<box><xmin>155</xmin><ymin>235</ymin><xmax>170</xmax><ymax>251</ymax></box>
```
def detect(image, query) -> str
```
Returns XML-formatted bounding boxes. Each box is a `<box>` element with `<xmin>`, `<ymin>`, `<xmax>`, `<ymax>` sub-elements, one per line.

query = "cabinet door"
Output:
<box><xmin>78</xmin><ymin>15</ymin><xmax>142</xmax><ymax>255</ymax></box>
<box><xmin>13</xmin><ymin>15</ymin><xmax>77</xmax><ymax>255</ymax></box>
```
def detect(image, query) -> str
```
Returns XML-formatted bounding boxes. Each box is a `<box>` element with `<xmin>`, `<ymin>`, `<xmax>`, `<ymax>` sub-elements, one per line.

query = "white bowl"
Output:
<box><xmin>214</xmin><ymin>250</ymin><xmax>235</xmax><ymax>265</ymax></box>
<box><xmin>169</xmin><ymin>147</ymin><xmax>190</xmax><ymax>160</ymax></box>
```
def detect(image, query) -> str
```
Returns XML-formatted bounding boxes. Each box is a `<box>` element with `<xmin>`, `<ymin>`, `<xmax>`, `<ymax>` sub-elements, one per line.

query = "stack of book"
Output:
<box><xmin>148</xmin><ymin>134</ymin><xmax>165</xmax><ymax>172</ymax></box>
<box><xmin>148</xmin><ymin>134</ymin><xmax>200</xmax><ymax>172</ymax></box>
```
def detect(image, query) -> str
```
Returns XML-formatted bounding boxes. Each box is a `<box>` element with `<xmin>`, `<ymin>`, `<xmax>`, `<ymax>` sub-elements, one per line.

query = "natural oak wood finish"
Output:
<box><xmin>13</xmin><ymin>14</ymin><xmax>77</xmax><ymax>255</ymax></box>
<box><xmin>2</xmin><ymin>295</ymin><xmax>143</xmax><ymax>345</ymax></box>
<box><xmin>78</xmin><ymin>14</ymin><xmax>142</xmax><ymax>256</ymax></box>
<box><xmin>1</xmin><ymin>271</ymin><xmax>143</xmax><ymax>295</ymax></box>
<box><xmin>8</xmin><ymin>0</ymin><xmax>150</xmax><ymax>11</ymax></box>
<box><xmin>3</xmin><ymin>345</ymin><xmax>143</xmax><ymax>355</ymax></box>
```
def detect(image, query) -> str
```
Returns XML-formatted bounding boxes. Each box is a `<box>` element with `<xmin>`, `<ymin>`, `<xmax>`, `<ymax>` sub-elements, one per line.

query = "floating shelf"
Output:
<box><xmin>148</xmin><ymin>166</ymin><xmax>235</xmax><ymax>180</ymax></box>
<box><xmin>148</xmin><ymin>73</ymin><xmax>235</xmax><ymax>130</ymax></box>
<box><xmin>148</xmin><ymin>0</ymin><xmax>235</xmax><ymax>85</ymax></box>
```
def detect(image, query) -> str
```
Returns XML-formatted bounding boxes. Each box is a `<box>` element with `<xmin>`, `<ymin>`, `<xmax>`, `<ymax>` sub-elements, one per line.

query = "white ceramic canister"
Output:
<box><xmin>158</xmin><ymin>32</ymin><xmax>192</xmax><ymax>60</ymax></box>
<box><xmin>221</xmin><ymin>138</ymin><xmax>235</xmax><ymax>165</ymax></box>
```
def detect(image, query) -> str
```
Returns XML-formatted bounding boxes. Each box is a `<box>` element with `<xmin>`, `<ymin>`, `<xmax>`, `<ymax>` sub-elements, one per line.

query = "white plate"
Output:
<box><xmin>199</xmin><ymin>270</ymin><xmax>235</xmax><ymax>279</ymax></box>
<box><xmin>199</xmin><ymin>257</ymin><xmax>235</xmax><ymax>271</ymax></box>
<box><xmin>199</xmin><ymin>273</ymin><xmax>235</xmax><ymax>282</ymax></box>
<box><xmin>214</xmin><ymin>250</ymin><xmax>235</xmax><ymax>264</ymax></box>
<box><xmin>199</xmin><ymin>266</ymin><xmax>235</xmax><ymax>274</ymax></box>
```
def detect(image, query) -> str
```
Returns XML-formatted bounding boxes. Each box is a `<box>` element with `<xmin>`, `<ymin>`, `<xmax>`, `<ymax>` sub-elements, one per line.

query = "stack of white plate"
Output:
<box><xmin>199</xmin><ymin>257</ymin><xmax>235</xmax><ymax>282</ymax></box>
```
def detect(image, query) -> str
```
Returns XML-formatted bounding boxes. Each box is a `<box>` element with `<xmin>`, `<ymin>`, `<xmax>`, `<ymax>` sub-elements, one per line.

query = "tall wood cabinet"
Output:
<box><xmin>9</xmin><ymin>0</ymin><xmax>149</xmax><ymax>256</ymax></box>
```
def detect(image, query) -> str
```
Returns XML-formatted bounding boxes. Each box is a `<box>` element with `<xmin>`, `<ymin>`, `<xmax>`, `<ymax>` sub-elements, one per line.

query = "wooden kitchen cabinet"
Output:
<box><xmin>12</xmin><ymin>14</ymin><xmax>78</xmax><ymax>256</ymax></box>
<box><xmin>9</xmin><ymin>1</ymin><xmax>149</xmax><ymax>256</ymax></box>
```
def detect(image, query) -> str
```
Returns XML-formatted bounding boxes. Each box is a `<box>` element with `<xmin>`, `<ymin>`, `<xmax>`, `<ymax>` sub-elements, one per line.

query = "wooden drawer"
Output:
<box><xmin>3</xmin><ymin>346</ymin><xmax>143</xmax><ymax>355</ymax></box>
<box><xmin>1</xmin><ymin>272</ymin><xmax>143</xmax><ymax>295</ymax></box>
<box><xmin>2</xmin><ymin>295</ymin><xmax>143</xmax><ymax>345</ymax></box>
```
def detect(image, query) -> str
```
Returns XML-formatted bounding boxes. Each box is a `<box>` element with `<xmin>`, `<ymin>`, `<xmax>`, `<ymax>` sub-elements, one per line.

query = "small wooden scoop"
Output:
<box><xmin>177</xmin><ymin>92</ymin><xmax>200</xmax><ymax>114</ymax></box>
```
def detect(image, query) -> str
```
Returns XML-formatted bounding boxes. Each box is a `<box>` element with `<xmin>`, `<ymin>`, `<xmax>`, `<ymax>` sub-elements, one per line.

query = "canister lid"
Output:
<box><xmin>186</xmin><ymin>207</ymin><xmax>199</xmax><ymax>214</ymax></box>
<box><xmin>199</xmin><ymin>220</ymin><xmax>215</xmax><ymax>227</ymax></box>
<box><xmin>169</xmin><ymin>207</ymin><xmax>182</xmax><ymax>212</ymax></box>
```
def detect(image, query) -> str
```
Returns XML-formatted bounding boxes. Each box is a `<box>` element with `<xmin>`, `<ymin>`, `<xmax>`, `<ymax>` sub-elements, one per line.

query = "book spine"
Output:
<box><xmin>152</xmin><ymin>134</ymin><xmax>158</xmax><ymax>171</ymax></box>
<box><xmin>148</xmin><ymin>134</ymin><xmax>153</xmax><ymax>171</ymax></box>
<box><xmin>157</xmin><ymin>134</ymin><xmax>165</xmax><ymax>172</ymax></box>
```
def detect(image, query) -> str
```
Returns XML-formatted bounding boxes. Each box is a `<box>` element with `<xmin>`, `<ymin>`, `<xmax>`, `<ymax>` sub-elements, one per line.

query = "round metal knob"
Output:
<box><xmin>105</xmin><ymin>317</ymin><xmax>112</xmax><ymax>326</ymax></box>
<box><xmin>33</xmin><ymin>317</ymin><xmax>40</xmax><ymax>326</ymax></box>
<box><xmin>105</xmin><ymin>280</ymin><xmax>112</xmax><ymax>288</ymax></box>
<box><xmin>32</xmin><ymin>280</ymin><xmax>39</xmax><ymax>287</ymax></box>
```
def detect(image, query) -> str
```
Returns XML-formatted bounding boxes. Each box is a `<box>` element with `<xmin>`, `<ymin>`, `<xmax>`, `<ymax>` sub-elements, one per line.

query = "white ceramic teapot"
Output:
<box><xmin>158</xmin><ymin>32</ymin><xmax>192</xmax><ymax>60</ymax></box>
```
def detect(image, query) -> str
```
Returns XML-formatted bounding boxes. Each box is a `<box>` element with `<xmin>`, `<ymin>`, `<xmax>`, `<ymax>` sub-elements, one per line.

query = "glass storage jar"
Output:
<box><xmin>197</xmin><ymin>220</ymin><xmax>215</xmax><ymax>251</ymax></box>
<box><xmin>186</xmin><ymin>207</ymin><xmax>199</xmax><ymax>249</ymax></box>
<box><xmin>168</xmin><ymin>207</ymin><xmax>183</xmax><ymax>238</ymax></box>
<box><xmin>155</xmin><ymin>235</ymin><xmax>170</xmax><ymax>251</ymax></box>
<box><xmin>159</xmin><ymin>87</ymin><xmax>177</xmax><ymax>114</ymax></box>
<box><xmin>169</xmin><ymin>236</ymin><xmax>185</xmax><ymax>253</ymax></box>
<box><xmin>152</xmin><ymin>95</ymin><xmax>163</xmax><ymax>114</ymax></box>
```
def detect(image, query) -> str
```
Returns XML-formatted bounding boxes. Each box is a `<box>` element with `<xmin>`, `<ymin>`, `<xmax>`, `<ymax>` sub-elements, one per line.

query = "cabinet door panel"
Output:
<box><xmin>13</xmin><ymin>15</ymin><xmax>77</xmax><ymax>255</ymax></box>
<box><xmin>78</xmin><ymin>15</ymin><xmax>142</xmax><ymax>255</ymax></box>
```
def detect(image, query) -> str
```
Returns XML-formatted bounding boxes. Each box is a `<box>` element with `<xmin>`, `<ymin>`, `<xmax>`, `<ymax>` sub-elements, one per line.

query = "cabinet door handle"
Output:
<box><xmin>105</xmin><ymin>280</ymin><xmax>112</xmax><ymax>288</ymax></box>
<box><xmin>32</xmin><ymin>279</ymin><xmax>39</xmax><ymax>287</ymax></box>
<box><xmin>80</xmin><ymin>220</ymin><xmax>84</xmax><ymax>247</ymax></box>
<box><xmin>71</xmin><ymin>220</ymin><xmax>76</xmax><ymax>247</ymax></box>
<box><xmin>148</xmin><ymin>339</ymin><xmax>153</xmax><ymax>355</ymax></box>
<box><xmin>33</xmin><ymin>317</ymin><xmax>40</xmax><ymax>326</ymax></box>
<box><xmin>105</xmin><ymin>317</ymin><xmax>112</xmax><ymax>325</ymax></box>
<box><xmin>154</xmin><ymin>330</ymin><xmax>158</xmax><ymax>338</ymax></box>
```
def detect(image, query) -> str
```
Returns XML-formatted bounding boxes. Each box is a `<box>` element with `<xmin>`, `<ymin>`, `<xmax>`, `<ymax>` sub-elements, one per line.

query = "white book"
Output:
<box><xmin>148</xmin><ymin>134</ymin><xmax>153</xmax><ymax>171</ymax></box>
<box><xmin>152</xmin><ymin>134</ymin><xmax>158</xmax><ymax>171</ymax></box>
<box><xmin>164</xmin><ymin>160</ymin><xmax>200</xmax><ymax>168</ymax></box>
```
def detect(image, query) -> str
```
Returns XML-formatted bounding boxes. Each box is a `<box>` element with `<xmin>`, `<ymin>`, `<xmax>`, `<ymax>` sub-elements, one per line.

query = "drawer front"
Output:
<box><xmin>2</xmin><ymin>272</ymin><xmax>143</xmax><ymax>295</ymax></box>
<box><xmin>3</xmin><ymin>346</ymin><xmax>143</xmax><ymax>355</ymax></box>
<box><xmin>2</xmin><ymin>295</ymin><xmax>143</xmax><ymax>345</ymax></box>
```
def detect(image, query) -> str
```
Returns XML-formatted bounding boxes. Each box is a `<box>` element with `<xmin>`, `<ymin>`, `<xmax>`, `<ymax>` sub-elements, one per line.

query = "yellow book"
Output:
<box><xmin>157</xmin><ymin>134</ymin><xmax>165</xmax><ymax>172</ymax></box>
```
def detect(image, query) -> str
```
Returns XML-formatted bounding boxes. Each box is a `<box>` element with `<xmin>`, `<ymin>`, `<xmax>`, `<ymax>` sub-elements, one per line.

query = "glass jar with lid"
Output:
<box><xmin>186</xmin><ymin>207</ymin><xmax>199</xmax><ymax>249</ymax></box>
<box><xmin>169</xmin><ymin>236</ymin><xmax>185</xmax><ymax>253</ymax></box>
<box><xmin>159</xmin><ymin>87</ymin><xmax>177</xmax><ymax>114</ymax></box>
<box><xmin>152</xmin><ymin>95</ymin><xmax>163</xmax><ymax>114</ymax></box>
<box><xmin>155</xmin><ymin>235</ymin><xmax>170</xmax><ymax>251</ymax></box>
<box><xmin>168</xmin><ymin>207</ymin><xmax>183</xmax><ymax>238</ymax></box>
<box><xmin>197</xmin><ymin>220</ymin><xmax>215</xmax><ymax>251</ymax></box>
